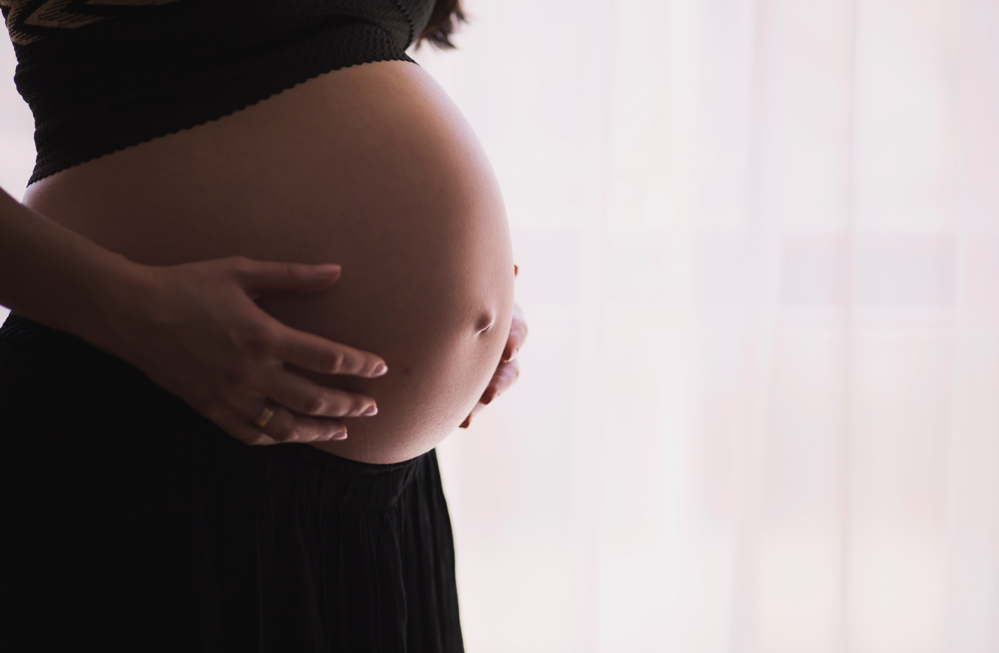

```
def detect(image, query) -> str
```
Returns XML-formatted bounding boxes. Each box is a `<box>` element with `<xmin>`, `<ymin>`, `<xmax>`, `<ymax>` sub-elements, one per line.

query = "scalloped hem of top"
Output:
<box><xmin>28</xmin><ymin>36</ymin><xmax>417</xmax><ymax>185</ymax></box>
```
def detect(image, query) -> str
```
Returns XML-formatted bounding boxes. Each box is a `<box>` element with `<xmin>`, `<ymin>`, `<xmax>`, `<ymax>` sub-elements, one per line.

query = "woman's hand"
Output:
<box><xmin>460</xmin><ymin>293</ymin><xmax>527</xmax><ymax>430</ymax></box>
<box><xmin>92</xmin><ymin>256</ymin><xmax>387</xmax><ymax>446</ymax></box>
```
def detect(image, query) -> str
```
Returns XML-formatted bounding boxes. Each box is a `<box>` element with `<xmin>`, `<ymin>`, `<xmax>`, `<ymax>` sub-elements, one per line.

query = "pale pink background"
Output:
<box><xmin>3</xmin><ymin>0</ymin><xmax>999</xmax><ymax>650</ymax></box>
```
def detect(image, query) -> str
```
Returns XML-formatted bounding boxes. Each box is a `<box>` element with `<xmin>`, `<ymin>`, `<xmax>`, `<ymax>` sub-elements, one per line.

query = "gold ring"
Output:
<box><xmin>252</xmin><ymin>405</ymin><xmax>275</xmax><ymax>429</ymax></box>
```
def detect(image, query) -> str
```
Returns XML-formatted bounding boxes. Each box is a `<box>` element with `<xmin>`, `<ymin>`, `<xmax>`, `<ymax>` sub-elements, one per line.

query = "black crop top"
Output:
<box><xmin>2</xmin><ymin>0</ymin><xmax>434</xmax><ymax>184</ymax></box>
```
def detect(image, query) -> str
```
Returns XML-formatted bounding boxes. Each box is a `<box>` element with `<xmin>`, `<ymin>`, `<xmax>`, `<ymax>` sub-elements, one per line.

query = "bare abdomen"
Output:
<box><xmin>24</xmin><ymin>61</ymin><xmax>515</xmax><ymax>464</ymax></box>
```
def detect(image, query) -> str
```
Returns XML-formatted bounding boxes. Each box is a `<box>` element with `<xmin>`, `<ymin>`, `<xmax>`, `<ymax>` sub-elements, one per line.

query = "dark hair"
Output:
<box><xmin>416</xmin><ymin>0</ymin><xmax>466</xmax><ymax>49</ymax></box>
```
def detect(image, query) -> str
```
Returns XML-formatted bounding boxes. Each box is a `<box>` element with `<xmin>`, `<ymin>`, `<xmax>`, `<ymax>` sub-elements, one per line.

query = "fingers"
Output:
<box><xmin>225</xmin><ymin>397</ymin><xmax>349</xmax><ymax>444</ymax></box>
<box><xmin>254</xmin><ymin>403</ymin><xmax>348</xmax><ymax>443</ymax></box>
<box><xmin>264</xmin><ymin>371</ymin><xmax>378</xmax><ymax>418</ymax></box>
<box><xmin>502</xmin><ymin>303</ymin><xmax>528</xmax><ymax>363</ymax></box>
<box><xmin>483</xmin><ymin>358</ymin><xmax>520</xmax><ymax>404</ymax></box>
<box><xmin>214</xmin><ymin>414</ymin><xmax>280</xmax><ymax>446</ymax></box>
<box><xmin>280</xmin><ymin>327</ymin><xmax>388</xmax><ymax>378</ymax></box>
<box><xmin>216</xmin><ymin>396</ymin><xmax>353</xmax><ymax>445</ymax></box>
<box><xmin>460</xmin><ymin>358</ymin><xmax>520</xmax><ymax>429</ymax></box>
<box><xmin>460</xmin><ymin>401</ymin><xmax>486</xmax><ymax>429</ymax></box>
<box><xmin>230</xmin><ymin>258</ymin><xmax>342</xmax><ymax>299</ymax></box>
<box><xmin>226</xmin><ymin>258</ymin><xmax>388</xmax><ymax>377</ymax></box>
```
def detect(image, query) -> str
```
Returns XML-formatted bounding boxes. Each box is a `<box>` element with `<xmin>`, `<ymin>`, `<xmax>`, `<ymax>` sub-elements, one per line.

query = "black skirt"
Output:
<box><xmin>0</xmin><ymin>313</ymin><xmax>463</xmax><ymax>653</ymax></box>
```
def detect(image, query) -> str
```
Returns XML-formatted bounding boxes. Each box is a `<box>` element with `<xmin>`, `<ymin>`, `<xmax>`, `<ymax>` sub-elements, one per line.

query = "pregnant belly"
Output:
<box><xmin>23</xmin><ymin>60</ymin><xmax>515</xmax><ymax>464</ymax></box>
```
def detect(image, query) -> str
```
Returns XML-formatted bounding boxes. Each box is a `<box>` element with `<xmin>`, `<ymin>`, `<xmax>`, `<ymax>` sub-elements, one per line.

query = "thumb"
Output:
<box><xmin>234</xmin><ymin>261</ymin><xmax>341</xmax><ymax>298</ymax></box>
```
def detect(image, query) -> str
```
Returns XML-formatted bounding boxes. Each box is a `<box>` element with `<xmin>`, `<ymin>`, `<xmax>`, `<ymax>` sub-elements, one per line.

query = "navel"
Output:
<box><xmin>474</xmin><ymin>311</ymin><xmax>495</xmax><ymax>335</ymax></box>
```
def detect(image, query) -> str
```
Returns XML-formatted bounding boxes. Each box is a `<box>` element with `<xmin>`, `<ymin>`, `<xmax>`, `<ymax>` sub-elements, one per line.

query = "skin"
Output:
<box><xmin>462</xmin><ymin>294</ymin><xmax>525</xmax><ymax>429</ymax></box>
<box><xmin>21</xmin><ymin>60</ymin><xmax>523</xmax><ymax>464</ymax></box>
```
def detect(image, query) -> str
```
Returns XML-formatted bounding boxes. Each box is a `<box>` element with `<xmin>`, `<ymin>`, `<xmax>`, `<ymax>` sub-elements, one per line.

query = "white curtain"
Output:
<box><xmin>4</xmin><ymin>0</ymin><xmax>999</xmax><ymax>650</ymax></box>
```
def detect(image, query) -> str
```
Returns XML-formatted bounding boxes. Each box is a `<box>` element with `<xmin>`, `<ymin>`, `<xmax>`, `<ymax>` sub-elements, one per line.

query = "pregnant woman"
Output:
<box><xmin>0</xmin><ymin>0</ymin><xmax>525</xmax><ymax>650</ymax></box>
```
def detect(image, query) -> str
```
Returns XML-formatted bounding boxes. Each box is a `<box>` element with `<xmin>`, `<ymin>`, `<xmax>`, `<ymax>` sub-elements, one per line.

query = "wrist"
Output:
<box><xmin>74</xmin><ymin>245</ymin><xmax>151</xmax><ymax>354</ymax></box>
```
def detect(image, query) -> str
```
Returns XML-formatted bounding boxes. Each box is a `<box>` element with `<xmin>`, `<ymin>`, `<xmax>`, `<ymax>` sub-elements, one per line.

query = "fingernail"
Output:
<box><xmin>372</xmin><ymin>363</ymin><xmax>388</xmax><ymax>377</ymax></box>
<box><xmin>314</xmin><ymin>264</ymin><xmax>340</xmax><ymax>276</ymax></box>
<box><xmin>481</xmin><ymin>389</ymin><xmax>497</xmax><ymax>405</ymax></box>
<box><xmin>362</xmin><ymin>404</ymin><xmax>378</xmax><ymax>416</ymax></box>
<box><xmin>459</xmin><ymin>419</ymin><xmax>470</xmax><ymax>429</ymax></box>
<box><xmin>331</xmin><ymin>429</ymin><xmax>348</xmax><ymax>441</ymax></box>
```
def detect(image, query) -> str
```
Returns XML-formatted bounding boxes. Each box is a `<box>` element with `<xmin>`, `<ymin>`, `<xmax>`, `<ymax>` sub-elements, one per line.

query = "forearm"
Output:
<box><xmin>0</xmin><ymin>186</ymin><xmax>129</xmax><ymax>344</ymax></box>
